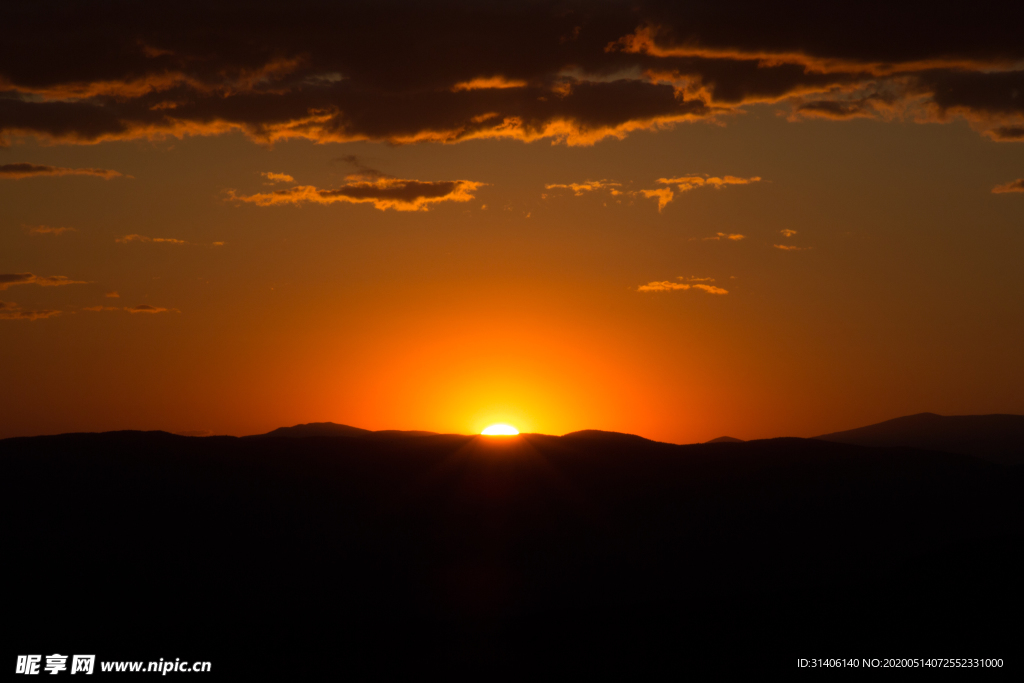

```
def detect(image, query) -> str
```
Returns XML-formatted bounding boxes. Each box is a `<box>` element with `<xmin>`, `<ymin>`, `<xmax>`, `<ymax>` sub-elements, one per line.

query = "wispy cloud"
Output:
<box><xmin>692</xmin><ymin>284</ymin><xmax>729</xmax><ymax>294</ymax></box>
<box><xmin>331</xmin><ymin>156</ymin><xmax>391</xmax><ymax>179</ymax></box>
<box><xmin>127</xmin><ymin>304</ymin><xmax>170</xmax><ymax>314</ymax></box>
<box><xmin>105</xmin><ymin>291</ymin><xmax>119</xmax><ymax>298</ymax></box>
<box><xmin>549</xmin><ymin>173</ymin><xmax>762</xmax><ymax>211</ymax></box>
<box><xmin>658</xmin><ymin>175</ymin><xmax>762</xmax><ymax>191</ymax></box>
<box><xmin>702</xmin><ymin>232</ymin><xmax>745</xmax><ymax>241</ymax></box>
<box><xmin>0</xmin><ymin>273</ymin><xmax>87</xmax><ymax>290</ymax></box>
<box><xmin>544</xmin><ymin>180</ymin><xmax>623</xmax><ymax>196</ymax></box>
<box><xmin>0</xmin><ymin>301</ymin><xmax>60</xmax><ymax>320</ymax></box>
<box><xmin>992</xmin><ymin>178</ymin><xmax>1024</xmax><ymax>194</ymax></box>
<box><xmin>638</xmin><ymin>281</ymin><xmax>691</xmax><ymax>292</ymax></box>
<box><xmin>261</xmin><ymin>172</ymin><xmax>294</xmax><ymax>183</ymax></box>
<box><xmin>780</xmin><ymin>229</ymin><xmax>798</xmax><ymax>237</ymax></box>
<box><xmin>638</xmin><ymin>174</ymin><xmax>762</xmax><ymax>209</ymax></box>
<box><xmin>84</xmin><ymin>303</ymin><xmax>176</xmax><ymax>314</ymax></box>
<box><xmin>793</xmin><ymin>97</ymin><xmax>892</xmax><ymax>121</ymax></box>
<box><xmin>27</xmin><ymin>225</ymin><xmax>76</xmax><ymax>235</ymax></box>
<box><xmin>638</xmin><ymin>277</ymin><xmax>728</xmax><ymax>294</ymax></box>
<box><xmin>115</xmin><ymin>234</ymin><xmax>188</xmax><ymax>245</ymax></box>
<box><xmin>774</xmin><ymin>244</ymin><xmax>812</xmax><ymax>251</ymax></box>
<box><xmin>0</xmin><ymin>163</ymin><xmax>123</xmax><ymax>180</ymax></box>
<box><xmin>640</xmin><ymin>187</ymin><xmax>673</xmax><ymax>212</ymax></box>
<box><xmin>452</xmin><ymin>76</ymin><xmax>528</xmax><ymax>92</ymax></box>
<box><xmin>230</xmin><ymin>176</ymin><xmax>483</xmax><ymax>212</ymax></box>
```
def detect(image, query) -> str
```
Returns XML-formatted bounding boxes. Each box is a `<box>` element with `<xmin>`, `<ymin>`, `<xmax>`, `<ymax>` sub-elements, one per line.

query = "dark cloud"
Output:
<box><xmin>796</xmin><ymin>99</ymin><xmax>876</xmax><ymax>120</ymax></box>
<box><xmin>992</xmin><ymin>179</ymin><xmax>1024</xmax><ymax>194</ymax></box>
<box><xmin>332</xmin><ymin>155</ymin><xmax>390</xmax><ymax>179</ymax></box>
<box><xmin>0</xmin><ymin>162</ymin><xmax>122</xmax><ymax>179</ymax></box>
<box><xmin>230</xmin><ymin>176</ymin><xmax>483</xmax><ymax>211</ymax></box>
<box><xmin>908</xmin><ymin>69</ymin><xmax>1024</xmax><ymax>137</ymax></box>
<box><xmin>0</xmin><ymin>273</ymin><xmax>34</xmax><ymax>288</ymax></box>
<box><xmin>639</xmin><ymin>53</ymin><xmax>869</xmax><ymax>106</ymax></box>
<box><xmin>633</xmin><ymin>2</ymin><xmax>1024</xmax><ymax>66</ymax></box>
<box><xmin>990</xmin><ymin>126</ymin><xmax>1024</xmax><ymax>141</ymax></box>
<box><xmin>0</xmin><ymin>97</ymin><xmax>130</xmax><ymax>144</ymax></box>
<box><xmin>0</xmin><ymin>300</ymin><xmax>60</xmax><ymax>320</ymax></box>
<box><xmin>0</xmin><ymin>1</ymin><xmax>1021</xmax><ymax>146</ymax></box>
<box><xmin>919</xmin><ymin>70</ymin><xmax>1024</xmax><ymax>117</ymax></box>
<box><xmin>0</xmin><ymin>273</ymin><xmax>87</xmax><ymax>290</ymax></box>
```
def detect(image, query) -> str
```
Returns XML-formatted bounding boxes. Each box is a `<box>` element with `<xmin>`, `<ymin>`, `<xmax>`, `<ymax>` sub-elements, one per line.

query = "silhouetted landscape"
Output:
<box><xmin>816</xmin><ymin>413</ymin><xmax>1024</xmax><ymax>464</ymax></box>
<box><xmin>6</xmin><ymin>2</ymin><xmax>1023</xmax><ymax>676</ymax></box>
<box><xmin>4</xmin><ymin>416</ymin><xmax>1022</xmax><ymax>676</ymax></box>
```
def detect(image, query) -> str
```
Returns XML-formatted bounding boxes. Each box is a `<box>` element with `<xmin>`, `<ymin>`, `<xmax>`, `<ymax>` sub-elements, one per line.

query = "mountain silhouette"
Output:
<box><xmin>815</xmin><ymin>412</ymin><xmax>1024</xmax><ymax>464</ymax></box>
<box><xmin>258</xmin><ymin>421</ymin><xmax>435</xmax><ymax>439</ymax></box>
<box><xmin>705</xmin><ymin>435</ymin><xmax>744</xmax><ymax>443</ymax></box>
<box><xmin>259</xmin><ymin>421</ymin><xmax>371</xmax><ymax>437</ymax></box>
<box><xmin>3</xmin><ymin>426</ymin><xmax>1021</xmax><ymax>675</ymax></box>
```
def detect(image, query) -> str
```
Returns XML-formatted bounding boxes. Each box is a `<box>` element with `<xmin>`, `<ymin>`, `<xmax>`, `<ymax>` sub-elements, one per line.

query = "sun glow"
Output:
<box><xmin>481</xmin><ymin>423</ymin><xmax>519</xmax><ymax>436</ymax></box>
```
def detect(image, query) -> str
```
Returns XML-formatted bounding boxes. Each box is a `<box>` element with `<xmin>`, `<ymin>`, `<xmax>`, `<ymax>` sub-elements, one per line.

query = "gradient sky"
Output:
<box><xmin>2</xmin><ymin>1</ymin><xmax>1022</xmax><ymax>442</ymax></box>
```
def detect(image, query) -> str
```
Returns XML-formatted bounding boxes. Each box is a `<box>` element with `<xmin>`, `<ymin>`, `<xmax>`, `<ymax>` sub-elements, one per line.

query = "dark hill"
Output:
<box><xmin>257</xmin><ymin>421</ymin><xmax>373</xmax><ymax>438</ymax></box>
<box><xmin>815</xmin><ymin>412</ymin><xmax>1024</xmax><ymax>464</ymax></box>
<box><xmin>257</xmin><ymin>421</ymin><xmax>437</xmax><ymax>439</ymax></box>
<box><xmin>3</xmin><ymin>430</ymin><xmax>1021</xmax><ymax>676</ymax></box>
<box><xmin>706</xmin><ymin>435</ymin><xmax>744</xmax><ymax>443</ymax></box>
<box><xmin>559</xmin><ymin>428</ymin><xmax>655</xmax><ymax>443</ymax></box>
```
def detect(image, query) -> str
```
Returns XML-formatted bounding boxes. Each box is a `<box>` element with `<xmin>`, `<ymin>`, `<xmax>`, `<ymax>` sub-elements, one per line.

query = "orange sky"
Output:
<box><xmin>2</xmin><ymin>2</ymin><xmax>1022</xmax><ymax>442</ymax></box>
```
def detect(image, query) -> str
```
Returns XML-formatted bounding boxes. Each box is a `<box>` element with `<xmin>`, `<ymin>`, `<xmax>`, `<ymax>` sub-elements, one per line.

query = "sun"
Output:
<box><xmin>481</xmin><ymin>423</ymin><xmax>519</xmax><ymax>436</ymax></box>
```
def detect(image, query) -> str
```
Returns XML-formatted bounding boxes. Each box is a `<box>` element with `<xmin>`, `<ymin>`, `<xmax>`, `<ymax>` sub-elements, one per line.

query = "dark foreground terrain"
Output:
<box><xmin>4</xmin><ymin>429</ymin><xmax>1022</xmax><ymax>676</ymax></box>
<box><xmin>816</xmin><ymin>413</ymin><xmax>1024</xmax><ymax>464</ymax></box>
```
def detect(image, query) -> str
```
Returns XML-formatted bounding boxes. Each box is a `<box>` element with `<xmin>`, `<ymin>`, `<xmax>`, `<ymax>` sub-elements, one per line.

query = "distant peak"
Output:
<box><xmin>254</xmin><ymin>423</ymin><xmax>442</xmax><ymax>439</ymax></box>
<box><xmin>814</xmin><ymin>412</ymin><xmax>1024</xmax><ymax>464</ymax></box>
<box><xmin>257</xmin><ymin>422</ymin><xmax>372</xmax><ymax>438</ymax></box>
<box><xmin>560</xmin><ymin>429</ymin><xmax>655</xmax><ymax>443</ymax></box>
<box><xmin>706</xmin><ymin>436</ymin><xmax>744</xmax><ymax>444</ymax></box>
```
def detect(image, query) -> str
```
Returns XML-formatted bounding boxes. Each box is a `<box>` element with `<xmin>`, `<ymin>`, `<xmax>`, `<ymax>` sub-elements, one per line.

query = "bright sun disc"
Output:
<box><xmin>481</xmin><ymin>424</ymin><xmax>519</xmax><ymax>436</ymax></box>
